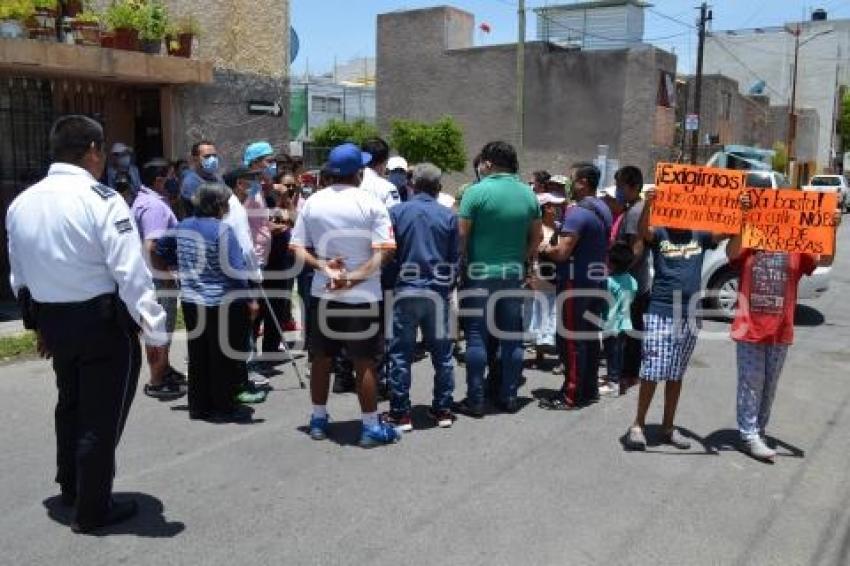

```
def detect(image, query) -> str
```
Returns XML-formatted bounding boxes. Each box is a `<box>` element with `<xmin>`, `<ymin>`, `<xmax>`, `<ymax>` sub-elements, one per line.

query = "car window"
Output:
<box><xmin>811</xmin><ymin>177</ymin><xmax>840</xmax><ymax>187</ymax></box>
<box><xmin>745</xmin><ymin>173</ymin><xmax>773</xmax><ymax>188</ymax></box>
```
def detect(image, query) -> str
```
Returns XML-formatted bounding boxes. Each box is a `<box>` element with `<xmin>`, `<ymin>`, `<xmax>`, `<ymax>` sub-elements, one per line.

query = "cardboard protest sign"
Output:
<box><xmin>651</xmin><ymin>163</ymin><xmax>746</xmax><ymax>234</ymax></box>
<box><xmin>742</xmin><ymin>189</ymin><xmax>838</xmax><ymax>255</ymax></box>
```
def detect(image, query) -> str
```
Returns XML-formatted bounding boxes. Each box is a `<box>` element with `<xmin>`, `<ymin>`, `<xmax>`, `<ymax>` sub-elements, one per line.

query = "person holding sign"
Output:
<box><xmin>624</xmin><ymin>186</ymin><xmax>727</xmax><ymax>451</ymax></box>
<box><xmin>726</xmin><ymin>193</ymin><xmax>840</xmax><ymax>463</ymax></box>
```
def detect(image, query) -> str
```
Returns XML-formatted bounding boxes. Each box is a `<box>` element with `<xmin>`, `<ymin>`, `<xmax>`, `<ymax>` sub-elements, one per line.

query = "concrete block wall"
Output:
<box><xmin>92</xmin><ymin>0</ymin><xmax>290</xmax><ymax>167</ymax></box>
<box><xmin>377</xmin><ymin>6</ymin><xmax>675</xmax><ymax>186</ymax></box>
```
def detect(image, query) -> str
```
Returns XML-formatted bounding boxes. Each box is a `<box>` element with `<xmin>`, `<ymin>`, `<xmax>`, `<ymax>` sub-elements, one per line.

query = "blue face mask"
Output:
<box><xmin>248</xmin><ymin>180</ymin><xmax>261</xmax><ymax>198</ymax></box>
<box><xmin>264</xmin><ymin>163</ymin><xmax>277</xmax><ymax>179</ymax></box>
<box><xmin>201</xmin><ymin>155</ymin><xmax>219</xmax><ymax>175</ymax></box>
<box><xmin>615</xmin><ymin>185</ymin><xmax>627</xmax><ymax>206</ymax></box>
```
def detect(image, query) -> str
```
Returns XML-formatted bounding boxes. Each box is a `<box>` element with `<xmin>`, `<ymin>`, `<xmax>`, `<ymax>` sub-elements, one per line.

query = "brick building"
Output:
<box><xmin>376</xmin><ymin>6</ymin><xmax>678</xmax><ymax>185</ymax></box>
<box><xmin>0</xmin><ymin>1</ymin><xmax>290</xmax><ymax>298</ymax></box>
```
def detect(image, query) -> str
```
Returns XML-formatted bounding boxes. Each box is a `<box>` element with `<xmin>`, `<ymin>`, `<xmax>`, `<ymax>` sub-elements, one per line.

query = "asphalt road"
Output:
<box><xmin>1</xmin><ymin>224</ymin><xmax>850</xmax><ymax>566</ymax></box>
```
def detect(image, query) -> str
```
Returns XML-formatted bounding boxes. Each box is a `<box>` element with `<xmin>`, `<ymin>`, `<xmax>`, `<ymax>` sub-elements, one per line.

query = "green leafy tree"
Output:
<box><xmin>772</xmin><ymin>141</ymin><xmax>788</xmax><ymax>173</ymax></box>
<box><xmin>311</xmin><ymin>119</ymin><xmax>380</xmax><ymax>148</ymax></box>
<box><xmin>389</xmin><ymin>117</ymin><xmax>467</xmax><ymax>173</ymax></box>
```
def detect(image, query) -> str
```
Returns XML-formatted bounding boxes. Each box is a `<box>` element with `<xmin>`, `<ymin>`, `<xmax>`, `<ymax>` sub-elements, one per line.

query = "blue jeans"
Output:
<box><xmin>388</xmin><ymin>295</ymin><xmax>455</xmax><ymax>414</ymax></box>
<box><xmin>462</xmin><ymin>278</ymin><xmax>525</xmax><ymax>405</ymax></box>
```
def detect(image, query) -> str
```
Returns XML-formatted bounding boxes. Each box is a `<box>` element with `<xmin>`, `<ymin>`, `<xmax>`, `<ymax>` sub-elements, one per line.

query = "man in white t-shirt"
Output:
<box><xmin>289</xmin><ymin>143</ymin><xmax>401</xmax><ymax>449</ymax></box>
<box><xmin>360</xmin><ymin>138</ymin><xmax>401</xmax><ymax>209</ymax></box>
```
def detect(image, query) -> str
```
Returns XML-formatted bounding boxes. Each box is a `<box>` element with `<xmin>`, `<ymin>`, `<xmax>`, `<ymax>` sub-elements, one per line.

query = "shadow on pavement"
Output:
<box><xmin>794</xmin><ymin>305</ymin><xmax>825</xmax><ymax>327</ymax></box>
<box><xmin>619</xmin><ymin>424</ymin><xmax>720</xmax><ymax>455</ymax></box>
<box><xmin>43</xmin><ymin>492</ymin><xmax>185</xmax><ymax>538</ymax></box>
<box><xmin>297</xmin><ymin>419</ymin><xmax>363</xmax><ymax>447</ymax></box>
<box><xmin>702</xmin><ymin>428</ymin><xmax>805</xmax><ymax>460</ymax></box>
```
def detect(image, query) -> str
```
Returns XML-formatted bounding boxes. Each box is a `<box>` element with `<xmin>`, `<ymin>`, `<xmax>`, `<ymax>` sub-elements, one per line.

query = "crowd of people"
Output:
<box><xmin>95</xmin><ymin>132</ymin><xmax>841</xmax><ymax>460</ymax></box>
<box><xmin>5</xmin><ymin>115</ymin><xmax>842</xmax><ymax>531</ymax></box>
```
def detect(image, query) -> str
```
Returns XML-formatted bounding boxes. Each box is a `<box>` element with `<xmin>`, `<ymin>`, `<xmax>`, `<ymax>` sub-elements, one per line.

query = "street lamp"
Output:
<box><xmin>784</xmin><ymin>25</ymin><xmax>833</xmax><ymax>186</ymax></box>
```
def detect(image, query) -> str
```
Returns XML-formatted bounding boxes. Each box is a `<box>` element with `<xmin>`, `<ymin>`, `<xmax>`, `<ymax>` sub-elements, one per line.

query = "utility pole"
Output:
<box><xmin>689</xmin><ymin>2</ymin><xmax>711</xmax><ymax>165</ymax></box>
<box><xmin>786</xmin><ymin>24</ymin><xmax>800</xmax><ymax>185</ymax></box>
<box><xmin>784</xmin><ymin>25</ymin><xmax>833</xmax><ymax>185</ymax></box>
<box><xmin>516</xmin><ymin>0</ymin><xmax>526</xmax><ymax>155</ymax></box>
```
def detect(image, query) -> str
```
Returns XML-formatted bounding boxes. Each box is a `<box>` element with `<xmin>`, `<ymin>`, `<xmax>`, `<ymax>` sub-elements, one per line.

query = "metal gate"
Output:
<box><xmin>0</xmin><ymin>76</ymin><xmax>55</xmax><ymax>299</ymax></box>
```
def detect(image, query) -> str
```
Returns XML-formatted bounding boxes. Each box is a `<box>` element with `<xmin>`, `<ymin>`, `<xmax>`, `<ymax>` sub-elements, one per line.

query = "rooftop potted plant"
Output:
<box><xmin>104</xmin><ymin>0</ymin><xmax>142</xmax><ymax>51</ymax></box>
<box><xmin>138</xmin><ymin>1</ymin><xmax>168</xmax><ymax>54</ymax></box>
<box><xmin>0</xmin><ymin>0</ymin><xmax>35</xmax><ymax>39</ymax></box>
<box><xmin>166</xmin><ymin>14</ymin><xmax>199</xmax><ymax>58</ymax></box>
<box><xmin>29</xmin><ymin>0</ymin><xmax>59</xmax><ymax>41</ymax></box>
<box><xmin>62</xmin><ymin>0</ymin><xmax>83</xmax><ymax>18</ymax></box>
<box><xmin>71</xmin><ymin>4</ymin><xmax>100</xmax><ymax>47</ymax></box>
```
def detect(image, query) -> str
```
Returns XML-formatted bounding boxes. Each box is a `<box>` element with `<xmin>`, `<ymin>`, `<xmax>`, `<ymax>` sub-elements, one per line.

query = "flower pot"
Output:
<box><xmin>100</xmin><ymin>31</ymin><xmax>115</xmax><ymax>48</ymax></box>
<box><xmin>72</xmin><ymin>20</ymin><xmax>100</xmax><ymax>46</ymax></box>
<box><xmin>113</xmin><ymin>27</ymin><xmax>139</xmax><ymax>51</ymax></box>
<box><xmin>27</xmin><ymin>8</ymin><xmax>59</xmax><ymax>42</ymax></box>
<box><xmin>0</xmin><ymin>20</ymin><xmax>27</xmax><ymax>39</ymax></box>
<box><xmin>140</xmin><ymin>38</ymin><xmax>162</xmax><ymax>54</ymax></box>
<box><xmin>166</xmin><ymin>33</ymin><xmax>193</xmax><ymax>58</ymax></box>
<box><xmin>33</xmin><ymin>7</ymin><xmax>58</xmax><ymax>30</ymax></box>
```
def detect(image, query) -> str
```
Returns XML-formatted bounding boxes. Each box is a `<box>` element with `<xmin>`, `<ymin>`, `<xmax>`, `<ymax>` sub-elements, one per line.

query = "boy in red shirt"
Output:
<box><xmin>727</xmin><ymin>193</ymin><xmax>840</xmax><ymax>462</ymax></box>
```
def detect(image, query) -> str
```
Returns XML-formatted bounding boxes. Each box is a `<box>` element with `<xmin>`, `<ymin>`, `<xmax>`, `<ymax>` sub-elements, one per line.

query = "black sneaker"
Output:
<box><xmin>454</xmin><ymin>398</ymin><xmax>485</xmax><ymax>419</ymax></box>
<box><xmin>165</xmin><ymin>367</ymin><xmax>187</xmax><ymax>385</ymax></box>
<box><xmin>209</xmin><ymin>405</ymin><xmax>254</xmax><ymax>424</ymax></box>
<box><xmin>427</xmin><ymin>407</ymin><xmax>457</xmax><ymax>428</ymax></box>
<box><xmin>71</xmin><ymin>499</ymin><xmax>138</xmax><ymax>534</ymax></box>
<box><xmin>496</xmin><ymin>398</ymin><xmax>521</xmax><ymax>414</ymax></box>
<box><xmin>143</xmin><ymin>380</ymin><xmax>186</xmax><ymax>400</ymax></box>
<box><xmin>60</xmin><ymin>488</ymin><xmax>76</xmax><ymax>507</ymax></box>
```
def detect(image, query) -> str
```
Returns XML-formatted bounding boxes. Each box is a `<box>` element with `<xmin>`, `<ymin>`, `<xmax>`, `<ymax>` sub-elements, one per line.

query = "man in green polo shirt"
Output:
<box><xmin>457</xmin><ymin>141</ymin><xmax>542</xmax><ymax>416</ymax></box>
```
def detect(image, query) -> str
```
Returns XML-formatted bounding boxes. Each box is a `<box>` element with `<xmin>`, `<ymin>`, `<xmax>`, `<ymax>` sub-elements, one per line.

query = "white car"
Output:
<box><xmin>805</xmin><ymin>175</ymin><xmax>849</xmax><ymax>213</ymax></box>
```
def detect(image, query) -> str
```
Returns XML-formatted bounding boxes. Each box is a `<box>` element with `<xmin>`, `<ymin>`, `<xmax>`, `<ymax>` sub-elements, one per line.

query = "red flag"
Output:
<box><xmin>480</xmin><ymin>22</ymin><xmax>491</xmax><ymax>33</ymax></box>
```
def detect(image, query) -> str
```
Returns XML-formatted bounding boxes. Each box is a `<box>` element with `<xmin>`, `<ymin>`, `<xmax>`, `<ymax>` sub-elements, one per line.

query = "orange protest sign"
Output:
<box><xmin>742</xmin><ymin>189</ymin><xmax>838</xmax><ymax>255</ymax></box>
<box><xmin>650</xmin><ymin>163</ymin><xmax>746</xmax><ymax>234</ymax></box>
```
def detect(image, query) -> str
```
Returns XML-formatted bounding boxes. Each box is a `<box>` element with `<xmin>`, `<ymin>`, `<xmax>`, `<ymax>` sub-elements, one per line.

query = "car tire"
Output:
<box><xmin>708</xmin><ymin>268</ymin><xmax>740</xmax><ymax>320</ymax></box>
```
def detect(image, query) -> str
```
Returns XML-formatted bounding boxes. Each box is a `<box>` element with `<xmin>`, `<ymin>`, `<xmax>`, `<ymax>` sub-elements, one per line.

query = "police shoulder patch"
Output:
<box><xmin>91</xmin><ymin>183</ymin><xmax>116</xmax><ymax>200</ymax></box>
<box><xmin>114</xmin><ymin>218</ymin><xmax>133</xmax><ymax>234</ymax></box>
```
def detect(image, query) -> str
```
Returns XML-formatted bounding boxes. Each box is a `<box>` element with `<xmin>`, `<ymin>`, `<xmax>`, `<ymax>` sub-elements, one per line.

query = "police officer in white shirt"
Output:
<box><xmin>360</xmin><ymin>138</ymin><xmax>401</xmax><ymax>209</ymax></box>
<box><xmin>6</xmin><ymin>115</ymin><xmax>168</xmax><ymax>534</ymax></box>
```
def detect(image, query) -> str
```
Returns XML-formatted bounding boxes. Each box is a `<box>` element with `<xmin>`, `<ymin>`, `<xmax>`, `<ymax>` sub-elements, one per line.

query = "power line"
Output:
<box><xmin>708</xmin><ymin>33</ymin><xmax>846</xmax><ymax>61</ymax></box>
<box><xmin>534</xmin><ymin>7</ymin><xmax>690</xmax><ymax>45</ymax></box>
<box><xmin>709</xmin><ymin>37</ymin><xmax>786</xmax><ymax>100</ymax></box>
<box><xmin>647</xmin><ymin>7</ymin><xmax>695</xmax><ymax>30</ymax></box>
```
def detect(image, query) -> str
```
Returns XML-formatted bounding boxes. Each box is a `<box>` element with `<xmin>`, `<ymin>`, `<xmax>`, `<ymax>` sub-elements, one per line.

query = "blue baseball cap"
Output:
<box><xmin>325</xmin><ymin>143</ymin><xmax>372</xmax><ymax>176</ymax></box>
<box><xmin>243</xmin><ymin>141</ymin><xmax>275</xmax><ymax>166</ymax></box>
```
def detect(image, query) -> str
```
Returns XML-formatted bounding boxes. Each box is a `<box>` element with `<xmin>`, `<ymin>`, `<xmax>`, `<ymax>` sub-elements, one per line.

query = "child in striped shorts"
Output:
<box><xmin>624</xmin><ymin>187</ymin><xmax>725</xmax><ymax>451</ymax></box>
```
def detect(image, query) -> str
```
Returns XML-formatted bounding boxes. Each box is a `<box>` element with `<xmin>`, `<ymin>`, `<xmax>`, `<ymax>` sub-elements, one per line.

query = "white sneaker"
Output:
<box><xmin>743</xmin><ymin>437</ymin><xmax>776</xmax><ymax>462</ymax></box>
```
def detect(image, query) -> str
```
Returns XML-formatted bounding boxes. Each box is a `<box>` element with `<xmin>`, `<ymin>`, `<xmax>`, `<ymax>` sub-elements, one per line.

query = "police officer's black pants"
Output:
<box><xmin>37</xmin><ymin>299</ymin><xmax>141</xmax><ymax>526</ymax></box>
<box><xmin>182</xmin><ymin>301</ymin><xmax>249</xmax><ymax>417</ymax></box>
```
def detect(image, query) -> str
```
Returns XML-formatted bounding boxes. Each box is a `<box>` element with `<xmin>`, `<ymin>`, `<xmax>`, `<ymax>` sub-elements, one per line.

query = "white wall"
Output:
<box><xmin>704</xmin><ymin>19</ymin><xmax>850</xmax><ymax>171</ymax></box>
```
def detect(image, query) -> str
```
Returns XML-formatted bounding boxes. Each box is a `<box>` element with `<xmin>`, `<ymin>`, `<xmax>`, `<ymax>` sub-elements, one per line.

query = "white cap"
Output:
<box><xmin>537</xmin><ymin>192</ymin><xmax>566</xmax><ymax>206</ymax></box>
<box><xmin>387</xmin><ymin>156</ymin><xmax>409</xmax><ymax>171</ymax></box>
<box><xmin>549</xmin><ymin>174</ymin><xmax>568</xmax><ymax>186</ymax></box>
<box><xmin>597</xmin><ymin>185</ymin><xmax>617</xmax><ymax>199</ymax></box>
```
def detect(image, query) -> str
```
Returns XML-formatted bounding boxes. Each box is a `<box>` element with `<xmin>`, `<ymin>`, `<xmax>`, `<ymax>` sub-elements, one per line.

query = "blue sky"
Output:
<box><xmin>291</xmin><ymin>0</ymin><xmax>850</xmax><ymax>76</ymax></box>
